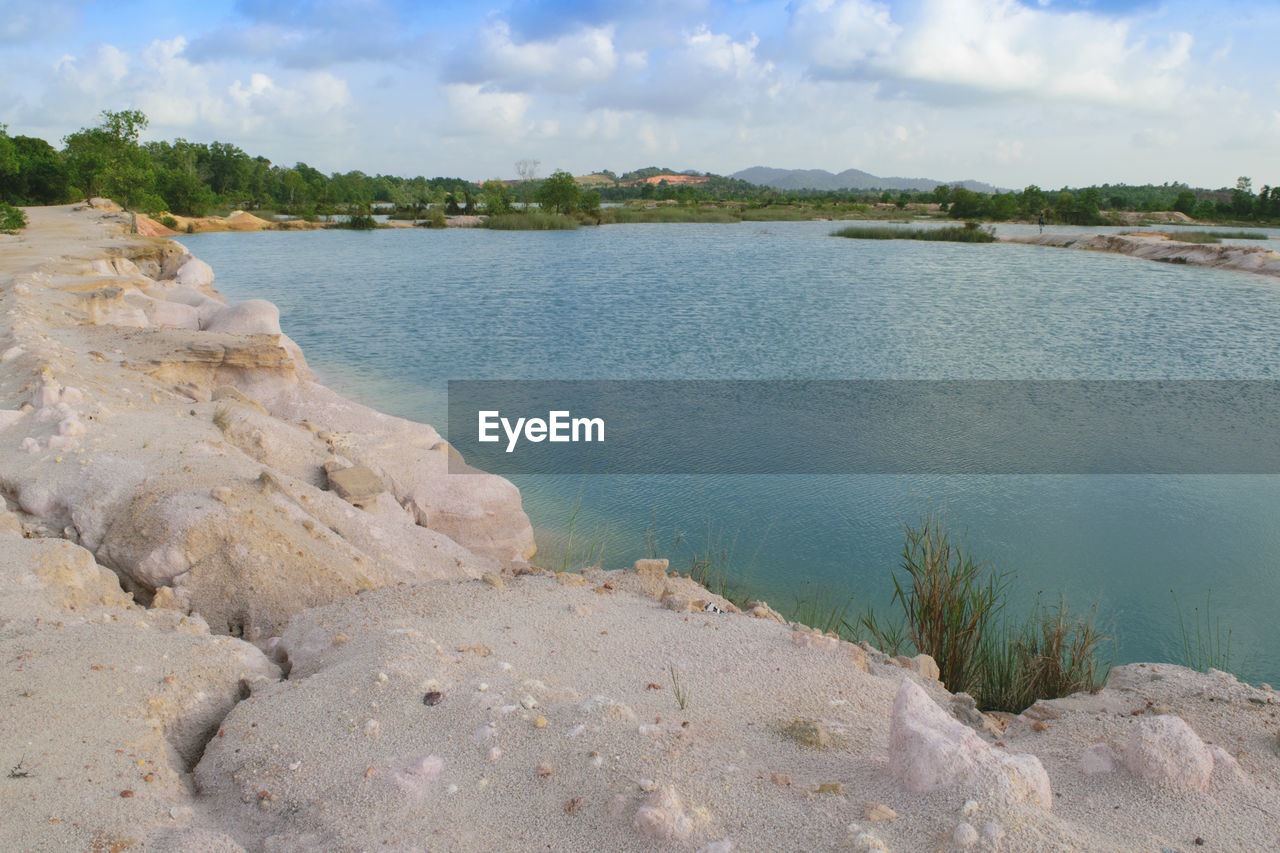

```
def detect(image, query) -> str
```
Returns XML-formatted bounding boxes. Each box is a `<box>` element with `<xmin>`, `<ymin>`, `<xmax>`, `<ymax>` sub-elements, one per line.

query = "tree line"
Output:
<box><xmin>0</xmin><ymin>110</ymin><xmax>476</xmax><ymax>219</ymax></box>
<box><xmin>2</xmin><ymin>109</ymin><xmax>1277</xmax><ymax>225</ymax></box>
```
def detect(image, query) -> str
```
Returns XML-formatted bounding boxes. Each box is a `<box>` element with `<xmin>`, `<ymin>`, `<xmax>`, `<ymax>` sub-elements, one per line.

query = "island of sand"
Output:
<box><xmin>1</xmin><ymin>202</ymin><xmax>1278</xmax><ymax>852</ymax></box>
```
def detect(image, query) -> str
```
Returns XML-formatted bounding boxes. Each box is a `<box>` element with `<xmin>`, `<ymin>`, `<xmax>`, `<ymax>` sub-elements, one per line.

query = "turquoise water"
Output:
<box><xmin>185</xmin><ymin>222</ymin><xmax>1280</xmax><ymax>682</ymax></box>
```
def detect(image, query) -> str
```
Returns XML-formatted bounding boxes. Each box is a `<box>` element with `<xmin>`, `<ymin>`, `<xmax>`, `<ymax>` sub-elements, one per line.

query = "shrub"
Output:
<box><xmin>0</xmin><ymin>202</ymin><xmax>27</xmax><ymax>234</ymax></box>
<box><xmin>160</xmin><ymin>215</ymin><xmax>178</xmax><ymax>230</ymax></box>
<box><xmin>860</xmin><ymin>508</ymin><xmax>1107</xmax><ymax>711</ymax></box>
<box><xmin>484</xmin><ymin>211</ymin><xmax>578</xmax><ymax>230</ymax></box>
<box><xmin>832</xmin><ymin>224</ymin><xmax>995</xmax><ymax>242</ymax></box>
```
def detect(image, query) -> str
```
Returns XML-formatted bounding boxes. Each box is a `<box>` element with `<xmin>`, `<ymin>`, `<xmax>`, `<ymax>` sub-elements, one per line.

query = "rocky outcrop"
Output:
<box><xmin>888</xmin><ymin>679</ymin><xmax>1052</xmax><ymax>808</ymax></box>
<box><xmin>0</xmin><ymin>205</ymin><xmax>533</xmax><ymax>643</ymax></box>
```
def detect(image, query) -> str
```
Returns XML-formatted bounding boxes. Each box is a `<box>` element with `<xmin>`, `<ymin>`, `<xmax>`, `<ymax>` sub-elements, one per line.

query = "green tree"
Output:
<box><xmin>1173</xmin><ymin>190</ymin><xmax>1197</xmax><ymax>215</ymax></box>
<box><xmin>62</xmin><ymin>109</ymin><xmax>156</xmax><ymax>208</ymax></box>
<box><xmin>481</xmin><ymin>179</ymin><xmax>513</xmax><ymax>215</ymax></box>
<box><xmin>577</xmin><ymin>189</ymin><xmax>601</xmax><ymax>218</ymax></box>
<box><xmin>536</xmin><ymin>169</ymin><xmax>581</xmax><ymax>214</ymax></box>
<box><xmin>0</xmin><ymin>125</ymin><xmax>18</xmax><ymax>202</ymax></box>
<box><xmin>1231</xmin><ymin>177</ymin><xmax>1255</xmax><ymax>218</ymax></box>
<box><xmin>948</xmin><ymin>187</ymin><xmax>986</xmax><ymax>220</ymax></box>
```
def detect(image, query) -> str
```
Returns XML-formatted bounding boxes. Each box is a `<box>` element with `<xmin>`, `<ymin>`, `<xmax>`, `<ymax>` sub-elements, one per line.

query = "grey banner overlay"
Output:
<box><xmin>446</xmin><ymin>380</ymin><xmax>1280</xmax><ymax>474</ymax></box>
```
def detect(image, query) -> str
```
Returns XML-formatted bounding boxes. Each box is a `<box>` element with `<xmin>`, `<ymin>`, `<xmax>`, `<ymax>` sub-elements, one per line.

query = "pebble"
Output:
<box><xmin>520</xmin><ymin>695</ymin><xmax>538</xmax><ymax>710</ymax></box>
<box><xmin>848</xmin><ymin>830</ymin><xmax>888</xmax><ymax>852</ymax></box>
<box><xmin>482</xmin><ymin>572</ymin><xmax>506</xmax><ymax>590</ymax></box>
<box><xmin>363</xmin><ymin>719</ymin><xmax>380</xmax><ymax>737</ymax></box>
<box><xmin>865</xmin><ymin>802</ymin><xmax>898</xmax><ymax>821</ymax></box>
<box><xmin>423</xmin><ymin>691</ymin><xmax>443</xmax><ymax>706</ymax></box>
<box><xmin>535</xmin><ymin>763</ymin><xmax>554</xmax><ymax>777</ymax></box>
<box><xmin>210</xmin><ymin>486</ymin><xmax>232</xmax><ymax>503</ymax></box>
<box><xmin>981</xmin><ymin>822</ymin><xmax>1005</xmax><ymax>845</ymax></box>
<box><xmin>960</xmin><ymin>799</ymin><xmax>979</xmax><ymax>817</ymax></box>
<box><xmin>952</xmin><ymin>822</ymin><xmax>979</xmax><ymax>849</ymax></box>
<box><xmin>487</xmin><ymin>747</ymin><xmax>502</xmax><ymax>761</ymax></box>
<box><xmin>534</xmin><ymin>716</ymin><xmax>548</xmax><ymax>729</ymax></box>
<box><xmin>814</xmin><ymin>782</ymin><xmax>841</xmax><ymax>795</ymax></box>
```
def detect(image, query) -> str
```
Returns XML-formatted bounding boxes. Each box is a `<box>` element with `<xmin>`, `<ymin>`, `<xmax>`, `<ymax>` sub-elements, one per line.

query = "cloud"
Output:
<box><xmin>445</xmin><ymin>20</ymin><xmax>619</xmax><ymax>94</ymax></box>
<box><xmin>791</xmin><ymin>0</ymin><xmax>1194</xmax><ymax>110</ymax></box>
<box><xmin>21</xmin><ymin>35</ymin><xmax>355</xmax><ymax>154</ymax></box>
<box><xmin>441</xmin><ymin>82</ymin><xmax>535</xmax><ymax>137</ymax></box>
<box><xmin>596</xmin><ymin>25</ymin><xmax>784</xmax><ymax>118</ymax></box>
<box><xmin>182</xmin><ymin>0</ymin><xmax>424</xmax><ymax>69</ymax></box>
<box><xmin>788</xmin><ymin>0</ymin><xmax>899</xmax><ymax>69</ymax></box>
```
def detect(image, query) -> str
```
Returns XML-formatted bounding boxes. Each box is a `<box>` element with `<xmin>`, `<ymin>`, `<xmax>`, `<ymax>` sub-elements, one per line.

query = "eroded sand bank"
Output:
<box><xmin>1</xmin><ymin>203</ymin><xmax>1278</xmax><ymax>851</ymax></box>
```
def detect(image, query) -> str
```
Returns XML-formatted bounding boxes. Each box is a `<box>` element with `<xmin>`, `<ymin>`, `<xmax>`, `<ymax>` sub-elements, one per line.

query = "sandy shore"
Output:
<box><xmin>2</xmin><ymin>202</ymin><xmax>1279</xmax><ymax>851</ymax></box>
<box><xmin>1001</xmin><ymin>231</ymin><xmax>1280</xmax><ymax>278</ymax></box>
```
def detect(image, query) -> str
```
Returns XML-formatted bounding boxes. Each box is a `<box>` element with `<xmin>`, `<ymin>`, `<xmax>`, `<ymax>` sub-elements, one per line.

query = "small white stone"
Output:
<box><xmin>477</xmin><ymin>682</ymin><xmax>489</xmax><ymax>692</ymax></box>
<box><xmin>851</xmin><ymin>831</ymin><xmax>888</xmax><ymax>852</ymax></box>
<box><xmin>960</xmin><ymin>799</ymin><xmax>979</xmax><ymax>817</ymax></box>
<box><xmin>980</xmin><ymin>822</ymin><xmax>1005</xmax><ymax>844</ymax></box>
<box><xmin>499</xmin><ymin>661</ymin><xmax>513</xmax><ymax>671</ymax></box>
<box><xmin>377</xmin><ymin>672</ymin><xmax>388</xmax><ymax>683</ymax></box>
<box><xmin>952</xmin><ymin>822</ymin><xmax>979</xmax><ymax>849</ymax></box>
<box><xmin>487</xmin><ymin>747</ymin><xmax>502</xmax><ymax>761</ymax></box>
<box><xmin>362</xmin><ymin>719</ymin><xmax>380</xmax><ymax>737</ymax></box>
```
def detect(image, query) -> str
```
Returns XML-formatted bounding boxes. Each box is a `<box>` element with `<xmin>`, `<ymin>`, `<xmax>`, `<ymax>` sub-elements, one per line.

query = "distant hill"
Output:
<box><xmin>730</xmin><ymin>166</ymin><xmax>999</xmax><ymax>194</ymax></box>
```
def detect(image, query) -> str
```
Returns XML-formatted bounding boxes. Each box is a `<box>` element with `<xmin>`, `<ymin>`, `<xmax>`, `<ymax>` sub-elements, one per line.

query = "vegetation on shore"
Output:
<box><xmin>485</xmin><ymin>212</ymin><xmax>579</xmax><ymax>230</ymax></box>
<box><xmin>637</xmin><ymin>503</ymin><xmax>1108</xmax><ymax>713</ymax></box>
<box><xmin>832</xmin><ymin>222</ymin><xmax>996</xmax><ymax>243</ymax></box>
<box><xmin>0</xmin><ymin>201</ymin><xmax>25</xmax><ymax>234</ymax></box>
<box><xmin>1164</xmin><ymin>230</ymin><xmax>1269</xmax><ymax>243</ymax></box>
<box><xmin>4</xmin><ymin>111</ymin><xmax>1278</xmax><ymax>229</ymax></box>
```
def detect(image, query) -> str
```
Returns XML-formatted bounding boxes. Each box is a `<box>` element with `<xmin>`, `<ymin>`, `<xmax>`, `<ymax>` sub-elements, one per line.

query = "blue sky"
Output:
<box><xmin>1</xmin><ymin>0</ymin><xmax>1276</xmax><ymax>188</ymax></box>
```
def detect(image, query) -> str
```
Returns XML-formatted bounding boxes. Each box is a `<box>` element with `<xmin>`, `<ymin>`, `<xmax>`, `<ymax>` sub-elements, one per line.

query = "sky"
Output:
<box><xmin>1</xmin><ymin>0</ymin><xmax>1277</xmax><ymax>189</ymax></box>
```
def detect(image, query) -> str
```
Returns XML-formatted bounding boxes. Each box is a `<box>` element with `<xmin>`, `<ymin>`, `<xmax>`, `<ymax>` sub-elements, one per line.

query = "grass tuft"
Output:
<box><xmin>1173</xmin><ymin>589</ymin><xmax>1238</xmax><ymax>674</ymax></box>
<box><xmin>669</xmin><ymin>664</ymin><xmax>689</xmax><ymax>710</ymax></box>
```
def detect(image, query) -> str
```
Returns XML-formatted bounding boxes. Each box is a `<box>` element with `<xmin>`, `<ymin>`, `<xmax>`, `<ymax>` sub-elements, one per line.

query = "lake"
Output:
<box><xmin>184</xmin><ymin>221</ymin><xmax>1280</xmax><ymax>683</ymax></box>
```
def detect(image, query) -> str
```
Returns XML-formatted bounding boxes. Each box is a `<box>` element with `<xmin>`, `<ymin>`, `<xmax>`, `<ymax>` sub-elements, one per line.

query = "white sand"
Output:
<box><xmin>1</xmin><ymin>203</ymin><xmax>1278</xmax><ymax>852</ymax></box>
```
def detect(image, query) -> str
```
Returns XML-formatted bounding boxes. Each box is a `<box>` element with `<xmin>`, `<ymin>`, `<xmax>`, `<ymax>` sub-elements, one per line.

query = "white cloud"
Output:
<box><xmin>788</xmin><ymin>0</ymin><xmax>899</xmax><ymax>69</ymax></box>
<box><xmin>793</xmin><ymin>0</ymin><xmax>1194</xmax><ymax>110</ymax></box>
<box><xmin>54</xmin><ymin>44</ymin><xmax>130</xmax><ymax>95</ymax></box>
<box><xmin>441</xmin><ymin>82</ymin><xmax>534</xmax><ymax>137</ymax></box>
<box><xmin>446</xmin><ymin>21</ymin><xmax>619</xmax><ymax>94</ymax></box>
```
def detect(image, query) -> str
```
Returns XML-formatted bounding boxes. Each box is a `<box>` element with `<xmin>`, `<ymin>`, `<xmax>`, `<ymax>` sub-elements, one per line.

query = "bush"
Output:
<box><xmin>0</xmin><ymin>202</ymin><xmax>27</xmax><ymax>234</ymax></box>
<box><xmin>418</xmin><ymin>209</ymin><xmax>447</xmax><ymax>229</ymax></box>
<box><xmin>832</xmin><ymin>224</ymin><xmax>995</xmax><ymax>242</ymax></box>
<box><xmin>160</xmin><ymin>215</ymin><xmax>178</xmax><ymax>230</ymax></box>
<box><xmin>484</xmin><ymin>211</ymin><xmax>579</xmax><ymax>230</ymax></box>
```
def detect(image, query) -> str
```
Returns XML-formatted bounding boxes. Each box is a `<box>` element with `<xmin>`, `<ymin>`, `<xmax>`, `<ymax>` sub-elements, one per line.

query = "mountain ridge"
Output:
<box><xmin>730</xmin><ymin>166</ymin><xmax>999</xmax><ymax>193</ymax></box>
